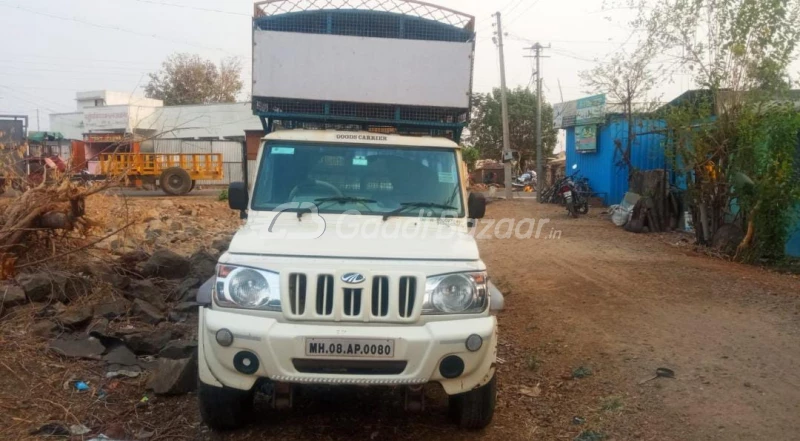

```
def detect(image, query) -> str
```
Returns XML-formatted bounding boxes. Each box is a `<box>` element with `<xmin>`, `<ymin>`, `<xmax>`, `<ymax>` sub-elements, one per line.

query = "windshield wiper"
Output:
<box><xmin>382</xmin><ymin>202</ymin><xmax>458</xmax><ymax>221</ymax></box>
<box><xmin>296</xmin><ymin>197</ymin><xmax>378</xmax><ymax>219</ymax></box>
<box><xmin>314</xmin><ymin>197</ymin><xmax>377</xmax><ymax>208</ymax></box>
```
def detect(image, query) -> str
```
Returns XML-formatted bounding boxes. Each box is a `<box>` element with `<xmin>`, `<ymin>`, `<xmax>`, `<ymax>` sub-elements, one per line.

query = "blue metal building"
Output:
<box><xmin>564</xmin><ymin>116</ymin><xmax>668</xmax><ymax>206</ymax></box>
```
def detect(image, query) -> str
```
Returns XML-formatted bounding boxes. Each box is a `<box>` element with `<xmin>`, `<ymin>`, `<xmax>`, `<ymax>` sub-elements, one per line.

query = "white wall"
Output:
<box><xmin>76</xmin><ymin>90</ymin><xmax>163</xmax><ymax>111</ymax></box>
<box><xmin>50</xmin><ymin>102</ymin><xmax>262</xmax><ymax>141</ymax></box>
<box><xmin>50</xmin><ymin>112</ymin><xmax>84</xmax><ymax>140</ymax></box>
<box><xmin>142</xmin><ymin>102</ymin><xmax>262</xmax><ymax>139</ymax></box>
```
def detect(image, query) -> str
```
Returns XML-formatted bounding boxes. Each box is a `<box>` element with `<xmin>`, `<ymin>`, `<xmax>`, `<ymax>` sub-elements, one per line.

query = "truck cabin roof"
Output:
<box><xmin>263</xmin><ymin>129</ymin><xmax>460</xmax><ymax>149</ymax></box>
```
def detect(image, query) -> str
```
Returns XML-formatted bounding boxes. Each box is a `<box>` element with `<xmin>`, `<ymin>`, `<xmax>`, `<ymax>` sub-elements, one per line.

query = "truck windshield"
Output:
<box><xmin>251</xmin><ymin>143</ymin><xmax>464</xmax><ymax>218</ymax></box>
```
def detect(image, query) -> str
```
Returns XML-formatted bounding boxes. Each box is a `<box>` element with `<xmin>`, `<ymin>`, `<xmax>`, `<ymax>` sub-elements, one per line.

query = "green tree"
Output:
<box><xmin>461</xmin><ymin>145</ymin><xmax>480</xmax><ymax>171</ymax></box>
<box><xmin>635</xmin><ymin>0</ymin><xmax>800</xmax><ymax>260</ymax></box>
<box><xmin>145</xmin><ymin>53</ymin><xmax>243</xmax><ymax>106</ymax></box>
<box><xmin>467</xmin><ymin>87</ymin><xmax>558</xmax><ymax>170</ymax></box>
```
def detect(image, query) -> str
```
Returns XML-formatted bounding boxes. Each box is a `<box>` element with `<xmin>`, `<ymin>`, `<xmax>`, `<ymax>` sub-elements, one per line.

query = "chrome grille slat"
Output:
<box><xmin>316</xmin><ymin>275</ymin><xmax>334</xmax><ymax>316</ymax></box>
<box><xmin>398</xmin><ymin>277</ymin><xmax>416</xmax><ymax>319</ymax></box>
<box><xmin>371</xmin><ymin>276</ymin><xmax>390</xmax><ymax>318</ymax></box>
<box><xmin>343</xmin><ymin>288</ymin><xmax>362</xmax><ymax>317</ymax></box>
<box><xmin>288</xmin><ymin>273</ymin><xmax>307</xmax><ymax>315</ymax></box>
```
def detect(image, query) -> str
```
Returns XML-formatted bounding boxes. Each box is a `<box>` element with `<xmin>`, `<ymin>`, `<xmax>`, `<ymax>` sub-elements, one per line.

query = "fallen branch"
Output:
<box><xmin>15</xmin><ymin>221</ymin><xmax>137</xmax><ymax>270</ymax></box>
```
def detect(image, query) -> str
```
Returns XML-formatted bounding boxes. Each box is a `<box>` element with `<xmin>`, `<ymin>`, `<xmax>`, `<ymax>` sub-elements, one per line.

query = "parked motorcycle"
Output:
<box><xmin>560</xmin><ymin>165</ymin><xmax>589</xmax><ymax>217</ymax></box>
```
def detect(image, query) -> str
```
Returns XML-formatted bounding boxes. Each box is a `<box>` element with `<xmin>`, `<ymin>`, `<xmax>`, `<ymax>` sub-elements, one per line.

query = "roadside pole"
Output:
<box><xmin>494</xmin><ymin>12</ymin><xmax>513</xmax><ymax>201</ymax></box>
<box><xmin>525</xmin><ymin>43</ymin><xmax>550</xmax><ymax>202</ymax></box>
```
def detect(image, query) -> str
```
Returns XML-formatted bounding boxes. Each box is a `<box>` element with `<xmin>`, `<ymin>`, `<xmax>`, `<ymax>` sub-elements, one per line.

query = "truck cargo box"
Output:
<box><xmin>252</xmin><ymin>0</ymin><xmax>475</xmax><ymax>140</ymax></box>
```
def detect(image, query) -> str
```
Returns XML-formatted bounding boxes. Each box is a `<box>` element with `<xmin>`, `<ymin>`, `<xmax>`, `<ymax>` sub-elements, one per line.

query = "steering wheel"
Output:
<box><xmin>288</xmin><ymin>180</ymin><xmax>343</xmax><ymax>200</ymax></box>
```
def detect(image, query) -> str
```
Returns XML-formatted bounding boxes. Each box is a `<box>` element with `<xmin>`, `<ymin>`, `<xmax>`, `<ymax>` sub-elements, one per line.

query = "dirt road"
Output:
<box><xmin>191</xmin><ymin>199</ymin><xmax>800</xmax><ymax>441</ymax></box>
<box><xmin>3</xmin><ymin>198</ymin><xmax>799</xmax><ymax>440</ymax></box>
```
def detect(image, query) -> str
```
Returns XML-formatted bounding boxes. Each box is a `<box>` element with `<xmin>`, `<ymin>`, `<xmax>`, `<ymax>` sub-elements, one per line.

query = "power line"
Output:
<box><xmin>550</xmin><ymin>49</ymin><xmax>598</xmax><ymax>63</ymax></box>
<box><xmin>0</xmin><ymin>58</ymin><xmax>158</xmax><ymax>71</ymax></box>
<box><xmin>0</xmin><ymin>87</ymin><xmax>66</xmax><ymax>114</ymax></box>
<box><xmin>0</xmin><ymin>1</ymin><xmax>245</xmax><ymax>57</ymax></box>
<box><xmin>505</xmin><ymin>0</ymin><xmax>543</xmax><ymax>27</ymax></box>
<box><xmin>504</xmin><ymin>0</ymin><xmax>526</xmax><ymax>17</ymax></box>
<box><xmin>117</xmin><ymin>0</ymin><xmax>249</xmax><ymax>16</ymax></box>
<box><xmin>0</xmin><ymin>51</ymin><xmax>162</xmax><ymax>66</ymax></box>
<box><xmin>476</xmin><ymin>0</ymin><xmax>525</xmax><ymax>33</ymax></box>
<box><xmin>0</xmin><ymin>86</ymin><xmax>72</xmax><ymax>110</ymax></box>
<box><xmin>0</xmin><ymin>63</ymin><xmax>153</xmax><ymax>76</ymax></box>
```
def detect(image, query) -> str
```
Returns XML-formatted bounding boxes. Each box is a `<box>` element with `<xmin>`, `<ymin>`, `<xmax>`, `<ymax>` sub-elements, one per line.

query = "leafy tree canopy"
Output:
<box><xmin>467</xmin><ymin>87</ymin><xmax>558</xmax><ymax>169</ymax></box>
<box><xmin>145</xmin><ymin>53</ymin><xmax>243</xmax><ymax>106</ymax></box>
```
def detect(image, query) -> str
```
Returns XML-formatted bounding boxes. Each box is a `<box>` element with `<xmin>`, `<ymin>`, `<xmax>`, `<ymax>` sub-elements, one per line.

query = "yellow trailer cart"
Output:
<box><xmin>99</xmin><ymin>153</ymin><xmax>224</xmax><ymax>196</ymax></box>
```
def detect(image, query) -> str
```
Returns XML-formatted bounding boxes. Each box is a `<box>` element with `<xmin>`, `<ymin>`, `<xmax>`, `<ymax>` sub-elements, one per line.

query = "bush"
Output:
<box><xmin>218</xmin><ymin>189</ymin><xmax>229</xmax><ymax>201</ymax></box>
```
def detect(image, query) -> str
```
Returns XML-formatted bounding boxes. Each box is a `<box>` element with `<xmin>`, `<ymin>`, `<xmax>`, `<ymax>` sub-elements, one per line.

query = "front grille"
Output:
<box><xmin>285</xmin><ymin>272</ymin><xmax>422</xmax><ymax>322</ymax></box>
<box><xmin>371</xmin><ymin>276</ymin><xmax>390</xmax><ymax>317</ymax></box>
<box><xmin>289</xmin><ymin>274</ymin><xmax>307</xmax><ymax>315</ymax></box>
<box><xmin>292</xmin><ymin>359</ymin><xmax>407</xmax><ymax>375</ymax></box>
<box><xmin>398</xmin><ymin>277</ymin><xmax>417</xmax><ymax>318</ymax></box>
<box><xmin>316</xmin><ymin>275</ymin><xmax>334</xmax><ymax>316</ymax></box>
<box><xmin>343</xmin><ymin>288</ymin><xmax>362</xmax><ymax>317</ymax></box>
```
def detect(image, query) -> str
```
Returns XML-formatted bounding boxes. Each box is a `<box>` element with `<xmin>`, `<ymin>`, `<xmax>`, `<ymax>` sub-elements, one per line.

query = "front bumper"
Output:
<box><xmin>199</xmin><ymin>308</ymin><xmax>497</xmax><ymax>395</ymax></box>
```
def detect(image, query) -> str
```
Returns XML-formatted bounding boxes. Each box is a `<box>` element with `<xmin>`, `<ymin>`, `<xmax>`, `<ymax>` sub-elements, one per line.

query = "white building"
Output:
<box><xmin>49</xmin><ymin>91</ymin><xmax>263</xmax><ymax>184</ymax></box>
<box><xmin>50</xmin><ymin>90</ymin><xmax>263</xmax><ymax>141</ymax></box>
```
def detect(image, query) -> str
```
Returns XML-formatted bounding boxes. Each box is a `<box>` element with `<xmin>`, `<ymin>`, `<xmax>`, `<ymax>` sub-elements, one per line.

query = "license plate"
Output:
<box><xmin>305</xmin><ymin>338</ymin><xmax>395</xmax><ymax>358</ymax></box>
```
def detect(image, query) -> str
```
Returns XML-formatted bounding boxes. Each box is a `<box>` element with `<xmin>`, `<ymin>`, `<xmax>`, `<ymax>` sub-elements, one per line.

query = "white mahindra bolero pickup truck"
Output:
<box><xmin>197</xmin><ymin>130</ymin><xmax>500</xmax><ymax>431</ymax></box>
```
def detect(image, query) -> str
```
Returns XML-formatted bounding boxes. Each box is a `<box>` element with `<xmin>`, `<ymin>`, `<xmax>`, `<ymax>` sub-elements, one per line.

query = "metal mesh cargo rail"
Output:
<box><xmin>255</xmin><ymin>0</ymin><xmax>475</xmax><ymax>39</ymax></box>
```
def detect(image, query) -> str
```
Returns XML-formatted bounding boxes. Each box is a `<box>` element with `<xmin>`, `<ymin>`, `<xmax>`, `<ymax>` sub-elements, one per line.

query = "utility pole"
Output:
<box><xmin>494</xmin><ymin>12</ymin><xmax>513</xmax><ymax>200</ymax></box>
<box><xmin>36</xmin><ymin>109</ymin><xmax>40</xmax><ymax>131</ymax></box>
<box><xmin>524</xmin><ymin>43</ymin><xmax>550</xmax><ymax>202</ymax></box>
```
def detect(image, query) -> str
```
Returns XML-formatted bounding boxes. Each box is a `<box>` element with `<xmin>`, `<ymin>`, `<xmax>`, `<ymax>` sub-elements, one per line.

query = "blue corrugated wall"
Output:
<box><xmin>788</xmin><ymin>204</ymin><xmax>800</xmax><ymax>257</ymax></box>
<box><xmin>565</xmin><ymin>117</ymin><xmax>667</xmax><ymax>205</ymax></box>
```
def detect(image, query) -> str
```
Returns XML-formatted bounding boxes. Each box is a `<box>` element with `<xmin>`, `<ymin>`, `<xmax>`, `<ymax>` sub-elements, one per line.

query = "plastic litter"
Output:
<box><xmin>70</xmin><ymin>424</ymin><xmax>92</xmax><ymax>435</ymax></box>
<box><xmin>135</xmin><ymin>429</ymin><xmax>155</xmax><ymax>439</ymax></box>
<box><xmin>75</xmin><ymin>381</ymin><xmax>90</xmax><ymax>392</ymax></box>
<box><xmin>106</xmin><ymin>370</ymin><xmax>141</xmax><ymax>379</ymax></box>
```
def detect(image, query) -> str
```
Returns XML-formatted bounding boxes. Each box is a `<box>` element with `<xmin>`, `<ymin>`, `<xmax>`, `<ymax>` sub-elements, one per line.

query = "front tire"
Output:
<box><xmin>579</xmin><ymin>200</ymin><xmax>589</xmax><ymax>215</ymax></box>
<box><xmin>448</xmin><ymin>375</ymin><xmax>497</xmax><ymax>430</ymax></box>
<box><xmin>198</xmin><ymin>381</ymin><xmax>254</xmax><ymax>431</ymax></box>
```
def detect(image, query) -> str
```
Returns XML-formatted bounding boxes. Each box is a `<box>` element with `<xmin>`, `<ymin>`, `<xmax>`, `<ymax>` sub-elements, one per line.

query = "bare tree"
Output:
<box><xmin>145</xmin><ymin>54</ymin><xmax>243</xmax><ymax>106</ymax></box>
<box><xmin>579</xmin><ymin>45</ymin><xmax>661</xmax><ymax>177</ymax></box>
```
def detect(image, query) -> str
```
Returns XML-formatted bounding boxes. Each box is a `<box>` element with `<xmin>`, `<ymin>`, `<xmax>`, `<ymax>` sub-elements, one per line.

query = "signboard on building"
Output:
<box><xmin>553</xmin><ymin>94</ymin><xmax>606</xmax><ymax>129</ymax></box>
<box><xmin>0</xmin><ymin>118</ymin><xmax>25</xmax><ymax>145</ymax></box>
<box><xmin>86</xmin><ymin>133</ymin><xmax>127</xmax><ymax>143</ymax></box>
<box><xmin>576</xmin><ymin>94</ymin><xmax>606</xmax><ymax>125</ymax></box>
<box><xmin>84</xmin><ymin>106</ymin><xmax>130</xmax><ymax>132</ymax></box>
<box><xmin>553</xmin><ymin>101</ymin><xmax>577</xmax><ymax>129</ymax></box>
<box><xmin>575</xmin><ymin>125</ymin><xmax>598</xmax><ymax>153</ymax></box>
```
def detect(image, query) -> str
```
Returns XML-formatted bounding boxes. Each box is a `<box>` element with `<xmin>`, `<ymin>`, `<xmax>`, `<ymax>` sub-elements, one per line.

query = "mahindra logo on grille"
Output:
<box><xmin>341</xmin><ymin>273</ymin><xmax>366</xmax><ymax>284</ymax></box>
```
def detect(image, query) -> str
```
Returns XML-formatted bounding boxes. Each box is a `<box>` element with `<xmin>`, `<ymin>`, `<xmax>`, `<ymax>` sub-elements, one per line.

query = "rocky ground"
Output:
<box><xmin>0</xmin><ymin>194</ymin><xmax>241</xmax><ymax>440</ymax></box>
<box><xmin>1</xmin><ymin>195</ymin><xmax>799</xmax><ymax>441</ymax></box>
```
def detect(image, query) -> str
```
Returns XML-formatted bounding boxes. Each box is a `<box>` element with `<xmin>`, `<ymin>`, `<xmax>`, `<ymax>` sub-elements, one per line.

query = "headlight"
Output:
<box><xmin>423</xmin><ymin>272</ymin><xmax>488</xmax><ymax>314</ymax></box>
<box><xmin>214</xmin><ymin>265</ymin><xmax>281</xmax><ymax>311</ymax></box>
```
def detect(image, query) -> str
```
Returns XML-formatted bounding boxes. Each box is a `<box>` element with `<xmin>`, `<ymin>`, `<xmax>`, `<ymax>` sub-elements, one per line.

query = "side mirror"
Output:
<box><xmin>228</xmin><ymin>182</ymin><xmax>249</xmax><ymax>212</ymax></box>
<box><xmin>468</xmin><ymin>192</ymin><xmax>486</xmax><ymax>220</ymax></box>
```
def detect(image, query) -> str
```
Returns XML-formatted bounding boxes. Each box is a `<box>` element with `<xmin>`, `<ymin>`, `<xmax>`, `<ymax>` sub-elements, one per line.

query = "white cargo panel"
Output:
<box><xmin>253</xmin><ymin>30</ymin><xmax>473</xmax><ymax>109</ymax></box>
